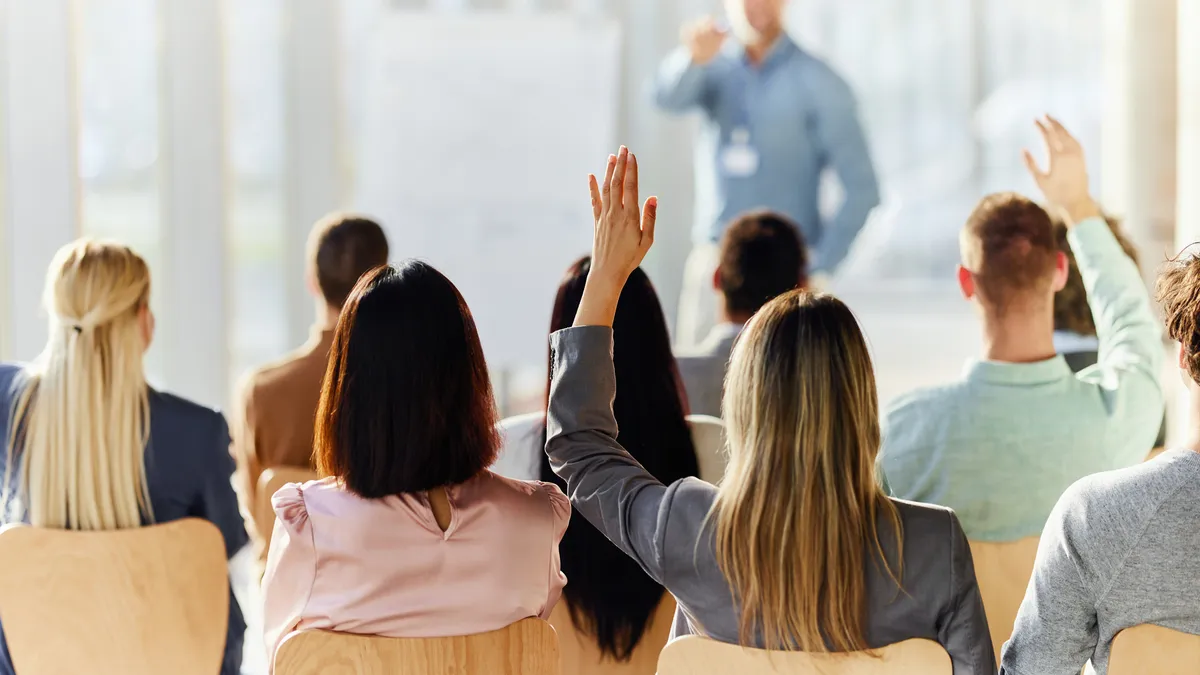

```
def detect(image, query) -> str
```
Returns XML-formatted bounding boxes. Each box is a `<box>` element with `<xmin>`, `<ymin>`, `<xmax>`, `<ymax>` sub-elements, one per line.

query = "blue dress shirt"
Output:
<box><xmin>653</xmin><ymin>36</ymin><xmax>880</xmax><ymax>273</ymax></box>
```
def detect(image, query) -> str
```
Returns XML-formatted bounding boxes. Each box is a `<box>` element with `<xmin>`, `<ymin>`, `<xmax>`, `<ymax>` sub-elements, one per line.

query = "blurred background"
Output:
<box><xmin>0</xmin><ymin>0</ymin><xmax>1195</xmax><ymax>424</ymax></box>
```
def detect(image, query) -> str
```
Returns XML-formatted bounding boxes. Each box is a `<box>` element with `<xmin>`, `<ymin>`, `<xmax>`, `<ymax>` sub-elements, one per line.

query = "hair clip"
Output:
<box><xmin>72</xmin><ymin>325</ymin><xmax>83</xmax><ymax>335</ymax></box>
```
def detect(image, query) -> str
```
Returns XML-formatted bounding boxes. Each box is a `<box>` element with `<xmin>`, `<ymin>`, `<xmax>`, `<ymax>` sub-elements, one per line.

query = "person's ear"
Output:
<box><xmin>957</xmin><ymin>265</ymin><xmax>976</xmax><ymax>301</ymax></box>
<box><xmin>1180</xmin><ymin>342</ymin><xmax>1187</xmax><ymax>371</ymax></box>
<box><xmin>139</xmin><ymin>304</ymin><xmax>156</xmax><ymax>353</ymax></box>
<box><xmin>712</xmin><ymin>267</ymin><xmax>722</xmax><ymax>292</ymax></box>
<box><xmin>1051</xmin><ymin>251</ymin><xmax>1069</xmax><ymax>292</ymax></box>
<box><xmin>306</xmin><ymin>268</ymin><xmax>321</xmax><ymax>299</ymax></box>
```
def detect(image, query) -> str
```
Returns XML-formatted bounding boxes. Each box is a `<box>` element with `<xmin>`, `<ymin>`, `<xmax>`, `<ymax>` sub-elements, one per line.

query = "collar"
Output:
<box><xmin>1053</xmin><ymin>330</ymin><xmax>1100</xmax><ymax>354</ymax></box>
<box><xmin>729</xmin><ymin>32</ymin><xmax>798</xmax><ymax>70</ymax></box>
<box><xmin>962</xmin><ymin>356</ymin><xmax>1073</xmax><ymax>386</ymax></box>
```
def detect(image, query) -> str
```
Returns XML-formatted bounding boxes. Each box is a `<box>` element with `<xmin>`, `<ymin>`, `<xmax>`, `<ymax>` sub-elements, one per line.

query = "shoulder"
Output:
<box><xmin>474</xmin><ymin>472</ymin><xmax>570</xmax><ymax>522</ymax></box>
<box><xmin>881</xmin><ymin>383</ymin><xmax>964</xmax><ymax>439</ymax></box>
<box><xmin>0</xmin><ymin>363</ymin><xmax>30</xmax><ymax>407</ymax></box>
<box><xmin>889</xmin><ymin>496</ymin><xmax>959</xmax><ymax>534</ymax></box>
<box><xmin>270</xmin><ymin>477</ymin><xmax>335</xmax><ymax>535</ymax></box>
<box><xmin>149</xmin><ymin>389</ymin><xmax>226</xmax><ymax>435</ymax></box>
<box><xmin>239</xmin><ymin>349</ymin><xmax>310</xmax><ymax>404</ymax></box>
<box><xmin>498</xmin><ymin>412</ymin><xmax>545</xmax><ymax>442</ymax></box>
<box><xmin>1049</xmin><ymin>452</ymin><xmax>1198</xmax><ymax>539</ymax></box>
<box><xmin>790</xmin><ymin>45</ymin><xmax>856</xmax><ymax>102</ymax></box>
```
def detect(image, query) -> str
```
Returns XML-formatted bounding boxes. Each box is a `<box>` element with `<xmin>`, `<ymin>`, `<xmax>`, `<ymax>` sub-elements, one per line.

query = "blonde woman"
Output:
<box><xmin>545</xmin><ymin>147</ymin><xmax>994</xmax><ymax>673</ymax></box>
<box><xmin>0</xmin><ymin>241</ymin><xmax>247</xmax><ymax>675</ymax></box>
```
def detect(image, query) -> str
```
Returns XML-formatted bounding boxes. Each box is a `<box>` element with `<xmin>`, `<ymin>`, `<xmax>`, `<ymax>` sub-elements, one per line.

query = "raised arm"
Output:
<box><xmin>545</xmin><ymin>147</ymin><xmax>680</xmax><ymax>584</ymax></box>
<box><xmin>1024</xmin><ymin>117</ymin><xmax>1163</xmax><ymax>458</ymax></box>
<box><xmin>651</xmin><ymin>18</ymin><xmax>725</xmax><ymax>114</ymax></box>
<box><xmin>809</xmin><ymin>67</ymin><xmax>880</xmax><ymax>274</ymax></box>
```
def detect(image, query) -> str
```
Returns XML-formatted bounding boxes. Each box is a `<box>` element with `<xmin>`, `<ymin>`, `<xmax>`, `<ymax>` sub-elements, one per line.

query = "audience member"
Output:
<box><xmin>1000</xmin><ymin>251</ymin><xmax>1200</xmax><ymax>674</ymax></box>
<box><xmin>878</xmin><ymin>118</ymin><xmax>1163</xmax><ymax>542</ymax></box>
<box><xmin>675</xmin><ymin>210</ymin><xmax>807</xmax><ymax>417</ymax></box>
<box><xmin>232</xmin><ymin>214</ymin><xmax>388</xmax><ymax>554</ymax></box>
<box><xmin>261</xmin><ymin>261</ymin><xmax>569</xmax><ymax>669</ymax></box>
<box><xmin>0</xmin><ymin>240</ymin><xmax>247</xmax><ymax>675</ymax></box>
<box><xmin>493</xmin><ymin>256</ymin><xmax>700</xmax><ymax>673</ymax></box>
<box><xmin>544</xmin><ymin>148</ymin><xmax>993</xmax><ymax>673</ymax></box>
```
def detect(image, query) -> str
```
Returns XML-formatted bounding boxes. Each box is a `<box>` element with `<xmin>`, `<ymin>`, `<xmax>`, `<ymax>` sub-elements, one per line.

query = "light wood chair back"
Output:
<box><xmin>658</xmin><ymin>636</ymin><xmax>950</xmax><ymax>674</ymax></box>
<box><xmin>549</xmin><ymin>594</ymin><xmax>676</xmax><ymax>675</ymax></box>
<box><xmin>686</xmin><ymin>415</ymin><xmax>726</xmax><ymax>485</ymax></box>
<box><xmin>1108</xmin><ymin>624</ymin><xmax>1200</xmax><ymax>674</ymax></box>
<box><xmin>968</xmin><ymin>536</ymin><xmax>1040</xmax><ymax>662</ymax></box>
<box><xmin>0</xmin><ymin>518</ymin><xmax>228</xmax><ymax>675</ymax></box>
<box><xmin>274</xmin><ymin>617</ymin><xmax>561</xmax><ymax>675</ymax></box>
<box><xmin>255</xmin><ymin>466</ymin><xmax>320</xmax><ymax>550</ymax></box>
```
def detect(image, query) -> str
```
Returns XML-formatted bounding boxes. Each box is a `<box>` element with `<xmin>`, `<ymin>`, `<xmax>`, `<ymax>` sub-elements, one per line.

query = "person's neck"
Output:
<box><xmin>316</xmin><ymin>301</ymin><xmax>341</xmax><ymax>331</ymax></box>
<box><xmin>745</xmin><ymin>25</ymin><xmax>784</xmax><ymax>64</ymax></box>
<box><xmin>980</xmin><ymin>308</ymin><xmax>1057</xmax><ymax>364</ymax></box>
<box><xmin>716</xmin><ymin>297</ymin><xmax>753</xmax><ymax>326</ymax></box>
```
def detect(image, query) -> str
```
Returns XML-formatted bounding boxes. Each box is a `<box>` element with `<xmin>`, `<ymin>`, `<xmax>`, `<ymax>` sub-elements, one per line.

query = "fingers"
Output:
<box><xmin>1022</xmin><ymin>149</ymin><xmax>1047</xmax><ymax>182</ymax></box>
<box><xmin>625</xmin><ymin>153</ymin><xmax>639</xmax><ymax>209</ymax></box>
<box><xmin>589</xmin><ymin>174</ymin><xmax>602</xmax><ymax>221</ymax></box>
<box><xmin>601</xmin><ymin>154</ymin><xmax>616</xmax><ymax>204</ymax></box>
<box><xmin>611</xmin><ymin>146</ymin><xmax>629</xmax><ymax>206</ymax></box>
<box><xmin>1046</xmin><ymin>115</ymin><xmax>1081</xmax><ymax>152</ymax></box>
<box><xmin>641</xmin><ymin>197</ymin><xmax>658</xmax><ymax>248</ymax></box>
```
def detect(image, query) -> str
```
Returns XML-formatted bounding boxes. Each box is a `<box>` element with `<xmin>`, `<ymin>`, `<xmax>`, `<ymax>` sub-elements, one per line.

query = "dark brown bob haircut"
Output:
<box><xmin>314</xmin><ymin>260</ymin><xmax>500</xmax><ymax>498</ymax></box>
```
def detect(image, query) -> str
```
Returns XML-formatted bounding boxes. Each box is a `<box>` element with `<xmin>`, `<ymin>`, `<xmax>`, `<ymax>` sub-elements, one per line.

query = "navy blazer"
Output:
<box><xmin>0</xmin><ymin>363</ymin><xmax>248</xmax><ymax>675</ymax></box>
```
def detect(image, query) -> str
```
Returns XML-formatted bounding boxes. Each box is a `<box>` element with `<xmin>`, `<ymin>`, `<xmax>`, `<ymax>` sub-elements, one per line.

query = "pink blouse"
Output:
<box><xmin>261</xmin><ymin>472</ymin><xmax>570</xmax><ymax>668</ymax></box>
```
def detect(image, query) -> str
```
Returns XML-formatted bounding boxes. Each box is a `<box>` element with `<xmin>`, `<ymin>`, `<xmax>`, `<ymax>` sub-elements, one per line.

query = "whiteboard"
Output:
<box><xmin>356</xmin><ymin>12</ymin><xmax>623</xmax><ymax>369</ymax></box>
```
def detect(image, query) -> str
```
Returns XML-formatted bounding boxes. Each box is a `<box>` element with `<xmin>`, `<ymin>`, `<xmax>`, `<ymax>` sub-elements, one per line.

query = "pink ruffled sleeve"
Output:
<box><xmin>261</xmin><ymin>484</ymin><xmax>317</xmax><ymax>673</ymax></box>
<box><xmin>539</xmin><ymin>482</ymin><xmax>571</xmax><ymax>619</ymax></box>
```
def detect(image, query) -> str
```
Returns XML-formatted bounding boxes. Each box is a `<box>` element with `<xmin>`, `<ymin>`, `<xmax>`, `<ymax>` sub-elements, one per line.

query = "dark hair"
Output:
<box><xmin>308</xmin><ymin>213</ymin><xmax>390</xmax><ymax>309</ymax></box>
<box><xmin>1157</xmin><ymin>249</ymin><xmax>1200</xmax><ymax>384</ymax></box>
<box><xmin>315</xmin><ymin>261</ymin><xmax>499</xmax><ymax>498</ymax></box>
<box><xmin>959</xmin><ymin>193</ymin><xmax>1058</xmax><ymax>313</ymax></box>
<box><xmin>1053</xmin><ymin>212</ymin><xmax>1140</xmax><ymax>336</ymax></box>
<box><xmin>718</xmin><ymin>210</ymin><xmax>808</xmax><ymax>316</ymax></box>
<box><xmin>540</xmin><ymin>257</ymin><xmax>700</xmax><ymax>661</ymax></box>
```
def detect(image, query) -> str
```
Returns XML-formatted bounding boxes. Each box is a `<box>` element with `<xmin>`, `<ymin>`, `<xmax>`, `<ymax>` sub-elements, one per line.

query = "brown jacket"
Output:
<box><xmin>232</xmin><ymin>327</ymin><xmax>333</xmax><ymax>553</ymax></box>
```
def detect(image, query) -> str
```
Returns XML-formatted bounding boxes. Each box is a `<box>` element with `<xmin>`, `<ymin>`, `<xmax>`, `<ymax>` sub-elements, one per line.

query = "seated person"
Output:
<box><xmin>232</xmin><ymin>214</ymin><xmax>388</xmax><ymax>554</ymax></box>
<box><xmin>261</xmin><ymin>261</ymin><xmax>569</xmax><ymax>668</ymax></box>
<box><xmin>675</xmin><ymin>211</ymin><xmax>808</xmax><ymax>418</ymax></box>
<box><xmin>878</xmin><ymin>118</ymin><xmax>1163</xmax><ymax>542</ymax></box>
<box><xmin>1000</xmin><ymin>251</ymin><xmax>1200</xmax><ymax>674</ymax></box>
<box><xmin>493</xmin><ymin>257</ymin><xmax>700</xmax><ymax>673</ymax></box>
<box><xmin>545</xmin><ymin>148</ymin><xmax>993</xmax><ymax>673</ymax></box>
<box><xmin>1052</xmin><ymin>214</ymin><xmax>1166</xmax><ymax>448</ymax></box>
<box><xmin>0</xmin><ymin>240</ymin><xmax>247</xmax><ymax>675</ymax></box>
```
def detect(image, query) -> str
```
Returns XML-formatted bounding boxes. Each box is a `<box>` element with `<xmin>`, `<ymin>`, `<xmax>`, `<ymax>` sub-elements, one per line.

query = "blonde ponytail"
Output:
<box><xmin>5</xmin><ymin>240</ymin><xmax>153</xmax><ymax>530</ymax></box>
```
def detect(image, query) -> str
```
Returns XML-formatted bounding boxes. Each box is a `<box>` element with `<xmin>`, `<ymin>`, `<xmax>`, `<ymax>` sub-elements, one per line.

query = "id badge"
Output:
<box><xmin>721</xmin><ymin>128</ymin><xmax>759</xmax><ymax>177</ymax></box>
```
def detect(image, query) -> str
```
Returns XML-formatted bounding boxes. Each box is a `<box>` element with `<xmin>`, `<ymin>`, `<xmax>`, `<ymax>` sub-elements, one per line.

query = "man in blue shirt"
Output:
<box><xmin>654</xmin><ymin>0</ymin><xmax>879</xmax><ymax>347</ymax></box>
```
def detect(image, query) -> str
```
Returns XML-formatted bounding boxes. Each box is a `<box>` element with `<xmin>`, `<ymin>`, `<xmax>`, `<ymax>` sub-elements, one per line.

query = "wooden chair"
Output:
<box><xmin>274</xmin><ymin>617</ymin><xmax>561</xmax><ymax>675</ymax></box>
<box><xmin>549</xmin><ymin>594</ymin><xmax>676</xmax><ymax>675</ymax></box>
<box><xmin>968</xmin><ymin>537</ymin><xmax>1040</xmax><ymax>662</ymax></box>
<box><xmin>1108</xmin><ymin>624</ymin><xmax>1200</xmax><ymax>674</ymax></box>
<box><xmin>255</xmin><ymin>466</ymin><xmax>320</xmax><ymax>550</ymax></box>
<box><xmin>686</xmin><ymin>415</ymin><xmax>727</xmax><ymax>485</ymax></box>
<box><xmin>0</xmin><ymin>518</ymin><xmax>228</xmax><ymax>675</ymax></box>
<box><xmin>658</xmin><ymin>636</ymin><xmax>951</xmax><ymax>674</ymax></box>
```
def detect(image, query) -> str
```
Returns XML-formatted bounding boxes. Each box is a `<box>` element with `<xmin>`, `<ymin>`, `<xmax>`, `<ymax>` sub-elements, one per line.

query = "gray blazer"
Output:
<box><xmin>546</xmin><ymin>327</ymin><xmax>994</xmax><ymax>674</ymax></box>
<box><xmin>675</xmin><ymin>323</ymin><xmax>742</xmax><ymax>418</ymax></box>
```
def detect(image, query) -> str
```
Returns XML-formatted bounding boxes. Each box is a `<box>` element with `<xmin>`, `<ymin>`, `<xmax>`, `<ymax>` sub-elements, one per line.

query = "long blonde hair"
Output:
<box><xmin>713</xmin><ymin>290</ymin><xmax>902</xmax><ymax>652</ymax></box>
<box><xmin>4</xmin><ymin>240</ymin><xmax>153</xmax><ymax>530</ymax></box>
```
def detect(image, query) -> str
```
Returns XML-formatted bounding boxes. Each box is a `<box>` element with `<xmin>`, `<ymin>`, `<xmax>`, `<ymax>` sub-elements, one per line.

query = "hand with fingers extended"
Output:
<box><xmin>575</xmin><ymin>146</ymin><xmax>658</xmax><ymax>328</ymax></box>
<box><xmin>1022</xmin><ymin>115</ymin><xmax>1101</xmax><ymax>227</ymax></box>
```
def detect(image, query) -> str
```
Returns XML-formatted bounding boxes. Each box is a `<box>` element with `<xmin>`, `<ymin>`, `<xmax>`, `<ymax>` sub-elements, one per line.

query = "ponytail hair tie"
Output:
<box><xmin>72</xmin><ymin>325</ymin><xmax>83</xmax><ymax>335</ymax></box>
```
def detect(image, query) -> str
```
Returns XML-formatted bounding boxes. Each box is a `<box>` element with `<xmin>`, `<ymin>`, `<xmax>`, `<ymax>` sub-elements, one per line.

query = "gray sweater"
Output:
<box><xmin>546</xmin><ymin>326</ymin><xmax>995</xmax><ymax>674</ymax></box>
<box><xmin>1001</xmin><ymin>449</ymin><xmax>1200</xmax><ymax>674</ymax></box>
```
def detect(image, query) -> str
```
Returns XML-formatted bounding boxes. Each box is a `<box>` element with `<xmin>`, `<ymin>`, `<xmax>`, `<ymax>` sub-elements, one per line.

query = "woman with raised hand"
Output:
<box><xmin>544</xmin><ymin>147</ymin><xmax>994</xmax><ymax>673</ymax></box>
<box><xmin>261</xmin><ymin>261</ymin><xmax>569</xmax><ymax>671</ymax></box>
<box><xmin>493</xmin><ymin>255</ymin><xmax>703</xmax><ymax>674</ymax></box>
<box><xmin>0</xmin><ymin>240</ymin><xmax>248</xmax><ymax>675</ymax></box>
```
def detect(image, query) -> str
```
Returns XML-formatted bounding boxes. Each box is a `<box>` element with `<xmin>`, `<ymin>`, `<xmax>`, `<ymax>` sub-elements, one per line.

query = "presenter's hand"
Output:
<box><xmin>683</xmin><ymin>17</ymin><xmax>728</xmax><ymax>66</ymax></box>
<box><xmin>1023</xmin><ymin>116</ymin><xmax>1101</xmax><ymax>226</ymax></box>
<box><xmin>576</xmin><ymin>147</ymin><xmax>657</xmax><ymax>328</ymax></box>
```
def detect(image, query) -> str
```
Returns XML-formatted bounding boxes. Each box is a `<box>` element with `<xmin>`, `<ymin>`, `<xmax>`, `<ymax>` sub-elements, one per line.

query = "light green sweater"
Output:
<box><xmin>878</xmin><ymin>217</ymin><xmax>1164</xmax><ymax>542</ymax></box>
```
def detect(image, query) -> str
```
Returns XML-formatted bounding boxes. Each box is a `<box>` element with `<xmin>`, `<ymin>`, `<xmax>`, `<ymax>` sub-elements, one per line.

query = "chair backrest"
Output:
<box><xmin>968</xmin><ymin>536</ymin><xmax>1040</xmax><ymax>662</ymax></box>
<box><xmin>549</xmin><ymin>593</ymin><xmax>676</xmax><ymax>675</ymax></box>
<box><xmin>255</xmin><ymin>466</ymin><xmax>320</xmax><ymax>550</ymax></box>
<box><xmin>658</xmin><ymin>636</ymin><xmax>951</xmax><ymax>675</ymax></box>
<box><xmin>687</xmin><ymin>415</ymin><xmax>726</xmax><ymax>485</ymax></box>
<box><xmin>274</xmin><ymin>618</ymin><xmax>561</xmax><ymax>675</ymax></box>
<box><xmin>1108</xmin><ymin>624</ymin><xmax>1200</xmax><ymax>674</ymax></box>
<box><xmin>0</xmin><ymin>518</ymin><xmax>228</xmax><ymax>675</ymax></box>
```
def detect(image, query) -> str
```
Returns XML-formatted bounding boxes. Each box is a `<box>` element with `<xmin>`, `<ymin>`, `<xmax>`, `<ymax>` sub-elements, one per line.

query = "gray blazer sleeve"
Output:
<box><xmin>545</xmin><ymin>326</ymin><xmax>686</xmax><ymax>585</ymax></box>
<box><xmin>942</xmin><ymin>511</ymin><xmax>998</xmax><ymax>674</ymax></box>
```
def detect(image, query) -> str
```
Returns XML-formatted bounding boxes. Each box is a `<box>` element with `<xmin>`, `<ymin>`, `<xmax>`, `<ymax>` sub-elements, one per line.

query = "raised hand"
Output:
<box><xmin>1023</xmin><ymin>116</ymin><xmax>1100</xmax><ymax>226</ymax></box>
<box><xmin>683</xmin><ymin>16</ymin><xmax>728</xmax><ymax>66</ymax></box>
<box><xmin>575</xmin><ymin>146</ymin><xmax>658</xmax><ymax>328</ymax></box>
